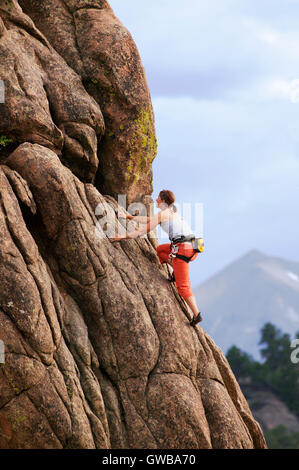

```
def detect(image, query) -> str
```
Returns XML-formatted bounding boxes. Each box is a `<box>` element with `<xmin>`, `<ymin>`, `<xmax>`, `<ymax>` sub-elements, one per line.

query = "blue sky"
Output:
<box><xmin>109</xmin><ymin>0</ymin><xmax>299</xmax><ymax>284</ymax></box>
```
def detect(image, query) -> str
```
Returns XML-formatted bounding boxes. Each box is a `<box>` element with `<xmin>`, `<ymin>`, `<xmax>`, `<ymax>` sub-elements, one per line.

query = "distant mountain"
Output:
<box><xmin>194</xmin><ymin>250</ymin><xmax>299</xmax><ymax>359</ymax></box>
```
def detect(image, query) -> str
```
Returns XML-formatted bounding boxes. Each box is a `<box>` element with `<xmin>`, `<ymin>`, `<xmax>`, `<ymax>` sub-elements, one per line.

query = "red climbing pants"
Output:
<box><xmin>156</xmin><ymin>242</ymin><xmax>198</xmax><ymax>299</ymax></box>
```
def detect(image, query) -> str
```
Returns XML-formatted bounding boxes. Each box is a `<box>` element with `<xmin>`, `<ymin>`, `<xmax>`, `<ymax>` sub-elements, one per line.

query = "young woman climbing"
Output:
<box><xmin>110</xmin><ymin>189</ymin><xmax>202</xmax><ymax>326</ymax></box>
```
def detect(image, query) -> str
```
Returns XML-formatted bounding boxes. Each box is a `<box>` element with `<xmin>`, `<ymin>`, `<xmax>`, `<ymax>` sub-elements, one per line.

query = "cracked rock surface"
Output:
<box><xmin>0</xmin><ymin>1</ymin><xmax>267</xmax><ymax>449</ymax></box>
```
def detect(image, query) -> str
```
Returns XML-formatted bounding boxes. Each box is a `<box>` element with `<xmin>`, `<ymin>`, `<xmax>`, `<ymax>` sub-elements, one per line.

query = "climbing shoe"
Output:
<box><xmin>190</xmin><ymin>312</ymin><xmax>202</xmax><ymax>326</ymax></box>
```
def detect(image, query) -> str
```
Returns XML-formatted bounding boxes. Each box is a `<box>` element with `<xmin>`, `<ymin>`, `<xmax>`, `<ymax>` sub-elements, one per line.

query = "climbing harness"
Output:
<box><xmin>170</xmin><ymin>234</ymin><xmax>204</xmax><ymax>263</ymax></box>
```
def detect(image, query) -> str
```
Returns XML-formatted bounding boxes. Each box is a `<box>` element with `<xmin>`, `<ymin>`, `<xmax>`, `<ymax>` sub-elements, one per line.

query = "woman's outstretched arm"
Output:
<box><xmin>127</xmin><ymin>214</ymin><xmax>149</xmax><ymax>224</ymax></box>
<box><xmin>111</xmin><ymin>212</ymin><xmax>162</xmax><ymax>241</ymax></box>
<box><xmin>117</xmin><ymin>210</ymin><xmax>148</xmax><ymax>223</ymax></box>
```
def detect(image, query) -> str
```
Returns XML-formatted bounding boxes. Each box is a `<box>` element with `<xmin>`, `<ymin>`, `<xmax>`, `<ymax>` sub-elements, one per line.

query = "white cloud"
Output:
<box><xmin>245</xmin><ymin>17</ymin><xmax>299</xmax><ymax>60</ymax></box>
<box><xmin>267</xmin><ymin>79</ymin><xmax>299</xmax><ymax>103</ymax></box>
<box><xmin>288</xmin><ymin>272</ymin><xmax>299</xmax><ymax>282</ymax></box>
<box><xmin>259</xmin><ymin>30</ymin><xmax>280</xmax><ymax>45</ymax></box>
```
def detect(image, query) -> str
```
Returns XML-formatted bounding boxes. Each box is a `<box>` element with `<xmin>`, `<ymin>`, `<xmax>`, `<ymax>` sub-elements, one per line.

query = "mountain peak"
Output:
<box><xmin>242</xmin><ymin>249</ymin><xmax>266</xmax><ymax>261</ymax></box>
<box><xmin>245</xmin><ymin>249</ymin><xmax>265</xmax><ymax>257</ymax></box>
<box><xmin>195</xmin><ymin>250</ymin><xmax>299</xmax><ymax>359</ymax></box>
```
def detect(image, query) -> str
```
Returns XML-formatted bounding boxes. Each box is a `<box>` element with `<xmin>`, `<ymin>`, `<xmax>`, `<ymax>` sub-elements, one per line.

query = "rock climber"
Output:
<box><xmin>110</xmin><ymin>189</ymin><xmax>202</xmax><ymax>326</ymax></box>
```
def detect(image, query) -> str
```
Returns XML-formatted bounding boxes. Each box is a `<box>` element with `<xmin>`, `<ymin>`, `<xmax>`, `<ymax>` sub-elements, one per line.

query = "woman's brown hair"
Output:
<box><xmin>159</xmin><ymin>190</ymin><xmax>177</xmax><ymax>212</ymax></box>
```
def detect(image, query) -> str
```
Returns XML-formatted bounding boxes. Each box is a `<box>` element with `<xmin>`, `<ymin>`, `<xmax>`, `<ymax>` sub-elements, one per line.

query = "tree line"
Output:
<box><xmin>226</xmin><ymin>322</ymin><xmax>299</xmax><ymax>449</ymax></box>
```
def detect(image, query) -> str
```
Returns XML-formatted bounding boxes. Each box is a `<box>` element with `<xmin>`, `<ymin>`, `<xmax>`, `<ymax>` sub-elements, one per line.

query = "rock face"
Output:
<box><xmin>0</xmin><ymin>1</ymin><xmax>267</xmax><ymax>449</ymax></box>
<box><xmin>19</xmin><ymin>0</ymin><xmax>157</xmax><ymax>206</ymax></box>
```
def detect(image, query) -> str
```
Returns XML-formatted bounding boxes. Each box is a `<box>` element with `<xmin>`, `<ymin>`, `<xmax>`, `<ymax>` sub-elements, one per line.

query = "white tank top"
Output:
<box><xmin>160</xmin><ymin>210</ymin><xmax>193</xmax><ymax>241</ymax></box>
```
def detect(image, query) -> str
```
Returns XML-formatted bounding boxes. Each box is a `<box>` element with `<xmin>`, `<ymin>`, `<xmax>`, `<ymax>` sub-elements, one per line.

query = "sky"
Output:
<box><xmin>109</xmin><ymin>0</ymin><xmax>299</xmax><ymax>285</ymax></box>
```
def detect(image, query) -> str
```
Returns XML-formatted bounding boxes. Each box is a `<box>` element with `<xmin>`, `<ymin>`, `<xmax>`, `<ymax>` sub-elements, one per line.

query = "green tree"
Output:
<box><xmin>259</xmin><ymin>323</ymin><xmax>292</xmax><ymax>368</ymax></box>
<box><xmin>226</xmin><ymin>346</ymin><xmax>256</xmax><ymax>379</ymax></box>
<box><xmin>259</xmin><ymin>323</ymin><xmax>299</xmax><ymax>414</ymax></box>
<box><xmin>227</xmin><ymin>323</ymin><xmax>299</xmax><ymax>416</ymax></box>
<box><xmin>264</xmin><ymin>425</ymin><xmax>299</xmax><ymax>449</ymax></box>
